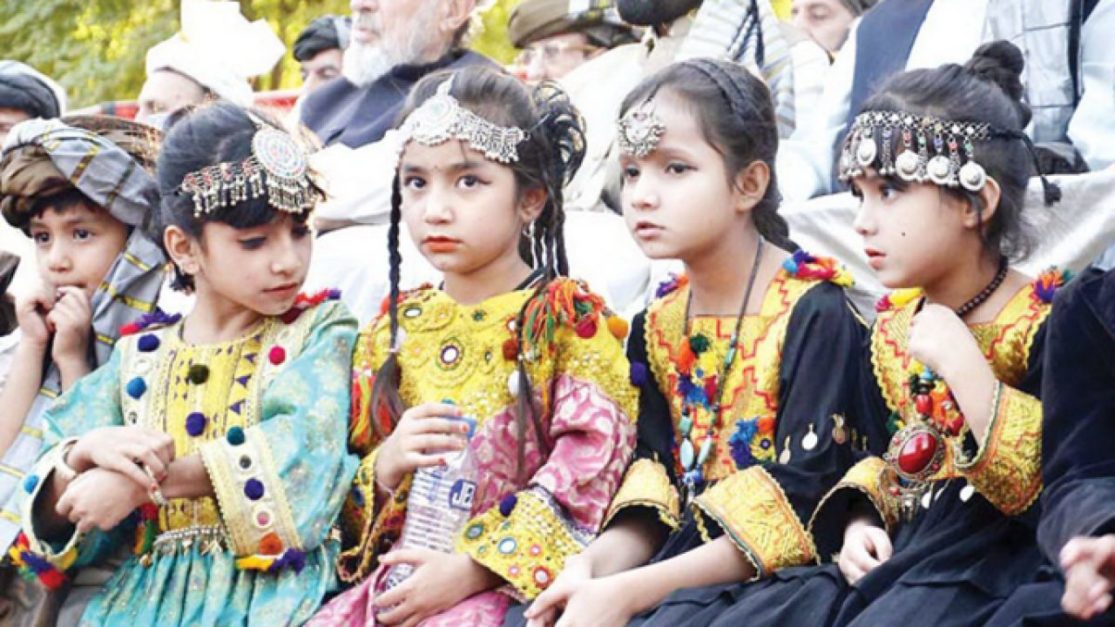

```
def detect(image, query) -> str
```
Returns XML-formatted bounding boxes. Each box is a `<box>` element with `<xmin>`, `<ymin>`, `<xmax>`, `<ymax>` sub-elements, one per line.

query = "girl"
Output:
<box><xmin>702</xmin><ymin>41</ymin><xmax>1065</xmax><ymax>627</ymax></box>
<box><xmin>309</xmin><ymin>66</ymin><xmax>638</xmax><ymax>627</ymax></box>
<box><xmin>522</xmin><ymin>58</ymin><xmax>883</xmax><ymax>627</ymax></box>
<box><xmin>10</xmin><ymin>103</ymin><xmax>358</xmax><ymax>626</ymax></box>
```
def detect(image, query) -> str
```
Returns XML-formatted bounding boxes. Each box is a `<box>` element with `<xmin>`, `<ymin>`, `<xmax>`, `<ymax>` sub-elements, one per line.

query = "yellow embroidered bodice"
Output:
<box><xmin>871</xmin><ymin>281</ymin><xmax>1050</xmax><ymax>482</ymax></box>
<box><xmin>118</xmin><ymin>316</ymin><xmax>307</xmax><ymax>534</ymax></box>
<box><xmin>644</xmin><ymin>272</ymin><xmax>828</xmax><ymax>483</ymax></box>
<box><xmin>349</xmin><ymin>282</ymin><xmax>637</xmax><ymax>454</ymax></box>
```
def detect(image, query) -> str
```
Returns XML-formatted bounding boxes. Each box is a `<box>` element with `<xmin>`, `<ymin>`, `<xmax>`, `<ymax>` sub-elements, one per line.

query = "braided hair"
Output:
<box><xmin>369</xmin><ymin>66</ymin><xmax>586</xmax><ymax>479</ymax></box>
<box><xmin>618</xmin><ymin>58</ymin><xmax>793</xmax><ymax>250</ymax></box>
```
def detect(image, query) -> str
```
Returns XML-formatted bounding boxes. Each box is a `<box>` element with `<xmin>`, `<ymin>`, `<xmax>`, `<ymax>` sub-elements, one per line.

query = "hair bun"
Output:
<box><xmin>531</xmin><ymin>82</ymin><xmax>586</xmax><ymax>186</ymax></box>
<box><xmin>965</xmin><ymin>41</ymin><xmax>1026</xmax><ymax>102</ymax></box>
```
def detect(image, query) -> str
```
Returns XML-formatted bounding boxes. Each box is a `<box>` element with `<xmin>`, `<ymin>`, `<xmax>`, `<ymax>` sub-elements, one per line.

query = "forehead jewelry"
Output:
<box><xmin>616</xmin><ymin>100</ymin><xmax>665</xmax><ymax>159</ymax></box>
<box><xmin>179</xmin><ymin>122</ymin><xmax>317</xmax><ymax>217</ymax></box>
<box><xmin>839</xmin><ymin>110</ymin><xmax>993</xmax><ymax>194</ymax></box>
<box><xmin>395</xmin><ymin>78</ymin><xmax>529</xmax><ymax>164</ymax></box>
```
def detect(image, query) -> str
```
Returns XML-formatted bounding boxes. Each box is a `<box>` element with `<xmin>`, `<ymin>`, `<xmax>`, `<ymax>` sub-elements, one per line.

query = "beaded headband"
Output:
<box><xmin>396</xmin><ymin>78</ymin><xmax>529</xmax><ymax>164</ymax></box>
<box><xmin>616</xmin><ymin>100</ymin><xmax>665</xmax><ymax>159</ymax></box>
<box><xmin>179</xmin><ymin>122</ymin><xmax>318</xmax><ymax>217</ymax></box>
<box><xmin>839</xmin><ymin>110</ymin><xmax>994</xmax><ymax>192</ymax></box>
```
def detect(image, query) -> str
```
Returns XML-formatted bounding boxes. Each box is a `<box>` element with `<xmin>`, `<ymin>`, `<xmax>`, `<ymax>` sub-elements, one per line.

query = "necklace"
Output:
<box><xmin>883</xmin><ymin>257</ymin><xmax>1008</xmax><ymax>517</ymax></box>
<box><xmin>675</xmin><ymin>237</ymin><xmax>765</xmax><ymax>498</ymax></box>
<box><xmin>953</xmin><ymin>257</ymin><xmax>1008</xmax><ymax>318</ymax></box>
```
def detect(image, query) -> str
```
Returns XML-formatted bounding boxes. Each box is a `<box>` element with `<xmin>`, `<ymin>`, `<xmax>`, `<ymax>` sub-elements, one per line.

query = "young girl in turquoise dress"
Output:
<box><xmin>9</xmin><ymin>103</ymin><xmax>359</xmax><ymax>626</ymax></box>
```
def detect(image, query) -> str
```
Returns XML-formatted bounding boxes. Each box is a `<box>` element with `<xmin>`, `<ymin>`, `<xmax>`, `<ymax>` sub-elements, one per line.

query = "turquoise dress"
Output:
<box><xmin>13</xmin><ymin>298</ymin><xmax>359</xmax><ymax>626</ymax></box>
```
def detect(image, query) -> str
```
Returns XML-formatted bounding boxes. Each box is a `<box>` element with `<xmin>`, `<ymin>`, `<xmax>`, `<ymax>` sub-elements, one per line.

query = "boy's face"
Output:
<box><xmin>29</xmin><ymin>200</ymin><xmax>130</xmax><ymax>300</ymax></box>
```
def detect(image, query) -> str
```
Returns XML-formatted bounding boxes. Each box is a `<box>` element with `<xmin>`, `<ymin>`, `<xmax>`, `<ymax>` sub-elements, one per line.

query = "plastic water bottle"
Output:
<box><xmin>382</xmin><ymin>415</ymin><xmax>478</xmax><ymax>590</ymax></box>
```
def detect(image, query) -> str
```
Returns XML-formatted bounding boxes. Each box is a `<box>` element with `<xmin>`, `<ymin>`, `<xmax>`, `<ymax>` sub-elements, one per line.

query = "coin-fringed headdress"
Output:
<box><xmin>393</xmin><ymin>78</ymin><xmax>529</xmax><ymax>164</ymax></box>
<box><xmin>179</xmin><ymin>120</ymin><xmax>320</xmax><ymax>217</ymax></box>
<box><xmin>838</xmin><ymin>110</ymin><xmax>995</xmax><ymax>192</ymax></box>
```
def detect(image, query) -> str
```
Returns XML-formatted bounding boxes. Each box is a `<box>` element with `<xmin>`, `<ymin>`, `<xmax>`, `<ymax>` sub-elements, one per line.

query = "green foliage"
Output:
<box><xmin>471</xmin><ymin>0</ymin><xmax>522</xmax><ymax>65</ymax></box>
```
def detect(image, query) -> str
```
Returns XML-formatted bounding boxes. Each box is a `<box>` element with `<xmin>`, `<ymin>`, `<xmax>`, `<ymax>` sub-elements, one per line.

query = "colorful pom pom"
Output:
<box><xmin>268</xmin><ymin>346</ymin><xmax>286</xmax><ymax>366</ymax></box>
<box><xmin>499</xmin><ymin>494</ymin><xmax>518</xmax><ymax>517</ymax></box>
<box><xmin>137</xmin><ymin>334</ymin><xmax>161</xmax><ymax>353</ymax></box>
<box><xmin>1033</xmin><ymin>268</ymin><xmax>1068</xmax><ymax>304</ymax></box>
<box><xmin>126</xmin><ymin>377</ymin><xmax>147</xmax><ymax>399</ymax></box>
<box><xmin>606</xmin><ymin>315</ymin><xmax>629</xmax><ymax>340</ymax></box>
<box><xmin>22</xmin><ymin>474</ymin><xmax>39</xmax><ymax>494</ymax></box>
<box><xmin>244</xmin><ymin>479</ymin><xmax>265</xmax><ymax>500</ymax></box>
<box><xmin>259</xmin><ymin>532</ymin><xmax>283</xmax><ymax>555</ymax></box>
<box><xmin>574</xmin><ymin>315</ymin><xmax>597</xmax><ymax>339</ymax></box>
<box><xmin>226</xmin><ymin>426</ymin><xmax>246</xmax><ymax>446</ymax></box>
<box><xmin>185</xmin><ymin>412</ymin><xmax>206</xmax><ymax>437</ymax></box>
<box><xmin>187</xmin><ymin>364</ymin><xmax>209</xmax><ymax>385</ymax></box>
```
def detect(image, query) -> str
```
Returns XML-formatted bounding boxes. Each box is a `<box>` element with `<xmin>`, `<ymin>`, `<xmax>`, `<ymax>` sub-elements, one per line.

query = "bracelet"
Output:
<box><xmin>52</xmin><ymin>437</ymin><xmax>81</xmax><ymax>483</ymax></box>
<box><xmin>141</xmin><ymin>463</ymin><xmax>169</xmax><ymax>508</ymax></box>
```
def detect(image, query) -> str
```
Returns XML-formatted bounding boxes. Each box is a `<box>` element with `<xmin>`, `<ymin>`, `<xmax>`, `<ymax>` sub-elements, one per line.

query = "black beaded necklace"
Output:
<box><xmin>953</xmin><ymin>257</ymin><xmax>1009</xmax><ymax>318</ymax></box>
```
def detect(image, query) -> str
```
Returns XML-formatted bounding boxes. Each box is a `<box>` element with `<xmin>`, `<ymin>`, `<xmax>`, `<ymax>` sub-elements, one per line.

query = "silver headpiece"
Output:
<box><xmin>839</xmin><ymin>111</ymin><xmax>993</xmax><ymax>193</ymax></box>
<box><xmin>395</xmin><ymin>78</ymin><xmax>529</xmax><ymax>164</ymax></box>
<box><xmin>180</xmin><ymin>124</ymin><xmax>318</xmax><ymax>217</ymax></box>
<box><xmin>616</xmin><ymin>101</ymin><xmax>665</xmax><ymax>158</ymax></box>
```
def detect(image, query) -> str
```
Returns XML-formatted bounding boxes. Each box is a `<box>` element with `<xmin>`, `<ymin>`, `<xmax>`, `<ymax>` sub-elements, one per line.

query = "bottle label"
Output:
<box><xmin>448</xmin><ymin>478</ymin><xmax>476</xmax><ymax>512</ymax></box>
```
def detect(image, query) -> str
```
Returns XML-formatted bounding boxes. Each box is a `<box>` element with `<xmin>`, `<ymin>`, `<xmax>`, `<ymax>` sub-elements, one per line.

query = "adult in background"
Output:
<box><xmin>508</xmin><ymin>0</ymin><xmax>638</xmax><ymax>83</ymax></box>
<box><xmin>293</xmin><ymin>15</ymin><xmax>351</xmax><ymax>96</ymax></box>
<box><xmin>300</xmin><ymin>0</ymin><xmax>492</xmax><ymax>149</ymax></box>
<box><xmin>137</xmin><ymin>0</ymin><xmax>284</xmax><ymax>124</ymax></box>
<box><xmin>790</xmin><ymin>0</ymin><xmax>876</xmax><ymax>55</ymax></box>
<box><xmin>0</xmin><ymin>61</ymin><xmax>66</xmax><ymax>145</ymax></box>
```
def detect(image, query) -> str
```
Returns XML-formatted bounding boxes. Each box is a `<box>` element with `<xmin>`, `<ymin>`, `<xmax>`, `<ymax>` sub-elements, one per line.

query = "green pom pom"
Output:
<box><xmin>688</xmin><ymin>334</ymin><xmax>711</xmax><ymax>354</ymax></box>
<box><xmin>226</xmin><ymin>427</ymin><xmax>246</xmax><ymax>446</ymax></box>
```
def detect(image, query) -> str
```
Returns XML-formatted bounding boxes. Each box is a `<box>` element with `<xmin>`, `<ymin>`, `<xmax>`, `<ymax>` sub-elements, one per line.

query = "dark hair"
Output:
<box><xmin>857</xmin><ymin>41</ymin><xmax>1054</xmax><ymax>262</ymax></box>
<box><xmin>153</xmin><ymin>102</ymin><xmax>317</xmax><ymax>291</ymax></box>
<box><xmin>371</xmin><ymin>65</ymin><xmax>586</xmax><ymax>478</ymax></box>
<box><xmin>29</xmin><ymin>189</ymin><xmax>101</xmax><ymax>223</ymax></box>
<box><xmin>618</xmin><ymin>58</ymin><xmax>792</xmax><ymax>249</ymax></box>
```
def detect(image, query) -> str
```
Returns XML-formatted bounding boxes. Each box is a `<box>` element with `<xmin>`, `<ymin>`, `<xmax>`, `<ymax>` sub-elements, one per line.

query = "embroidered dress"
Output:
<box><xmin>592</xmin><ymin>254</ymin><xmax>888</xmax><ymax>627</ymax></box>
<box><xmin>310</xmin><ymin>278</ymin><xmax>637</xmax><ymax>626</ymax></box>
<box><xmin>10</xmin><ymin>298</ymin><xmax>358</xmax><ymax>626</ymax></box>
<box><xmin>702</xmin><ymin>275</ymin><xmax>1059</xmax><ymax>627</ymax></box>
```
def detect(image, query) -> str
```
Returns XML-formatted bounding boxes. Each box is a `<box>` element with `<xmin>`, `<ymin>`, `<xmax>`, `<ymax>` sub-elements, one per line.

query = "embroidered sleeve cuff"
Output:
<box><xmin>808</xmin><ymin>456</ymin><xmax>898</xmax><ymax>559</ymax></box>
<box><xmin>336</xmin><ymin>450</ymin><xmax>411</xmax><ymax>584</ymax></box>
<box><xmin>200</xmin><ymin>426</ymin><xmax>301</xmax><ymax>562</ymax></box>
<box><xmin>955</xmin><ymin>383</ymin><xmax>1042</xmax><ymax>516</ymax></box>
<box><xmin>456</xmin><ymin>487</ymin><xmax>592</xmax><ymax>602</ymax></box>
<box><xmin>691</xmin><ymin>466</ymin><xmax>817</xmax><ymax>580</ymax></box>
<box><xmin>15</xmin><ymin>449</ymin><xmax>81</xmax><ymax>585</ymax></box>
<box><xmin>603</xmin><ymin>459</ymin><xmax>680</xmax><ymax>531</ymax></box>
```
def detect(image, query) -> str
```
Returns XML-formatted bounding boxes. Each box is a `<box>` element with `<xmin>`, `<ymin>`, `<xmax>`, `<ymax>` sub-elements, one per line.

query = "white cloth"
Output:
<box><xmin>0</xmin><ymin>328</ymin><xmax>19</xmax><ymax>393</ymax></box>
<box><xmin>777</xmin><ymin>0</ymin><xmax>991</xmax><ymax>201</ymax></box>
<box><xmin>784</xmin><ymin>169</ymin><xmax>1115</xmax><ymax>321</ymax></box>
<box><xmin>1064</xmin><ymin>0</ymin><xmax>1115</xmax><ymax>170</ymax></box>
<box><xmin>145</xmin><ymin>0</ymin><xmax>284</xmax><ymax>106</ymax></box>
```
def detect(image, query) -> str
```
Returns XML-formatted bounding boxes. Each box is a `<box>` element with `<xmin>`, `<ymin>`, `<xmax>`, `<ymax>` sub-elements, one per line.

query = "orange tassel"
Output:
<box><xmin>607</xmin><ymin>316</ymin><xmax>629</xmax><ymax>340</ymax></box>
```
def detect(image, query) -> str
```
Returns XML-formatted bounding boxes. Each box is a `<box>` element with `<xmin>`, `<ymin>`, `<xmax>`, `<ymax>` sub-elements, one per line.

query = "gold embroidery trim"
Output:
<box><xmin>955</xmin><ymin>384</ymin><xmax>1043</xmax><ymax>515</ymax></box>
<box><xmin>456</xmin><ymin>489</ymin><xmax>590</xmax><ymax>602</ymax></box>
<box><xmin>603</xmin><ymin>459</ymin><xmax>680</xmax><ymax>530</ymax></box>
<box><xmin>692</xmin><ymin>465</ymin><xmax>817</xmax><ymax>579</ymax></box>
<box><xmin>808</xmin><ymin>455</ymin><xmax>899</xmax><ymax>535</ymax></box>
<box><xmin>337</xmin><ymin>448</ymin><xmax>411</xmax><ymax>584</ymax></box>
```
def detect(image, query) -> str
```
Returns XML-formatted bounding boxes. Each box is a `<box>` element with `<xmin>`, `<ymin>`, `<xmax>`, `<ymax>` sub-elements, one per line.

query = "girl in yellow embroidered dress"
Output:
<box><xmin>309</xmin><ymin>67</ymin><xmax>637</xmax><ymax>627</ymax></box>
<box><xmin>12</xmin><ymin>104</ymin><xmax>358</xmax><ymax>626</ymax></box>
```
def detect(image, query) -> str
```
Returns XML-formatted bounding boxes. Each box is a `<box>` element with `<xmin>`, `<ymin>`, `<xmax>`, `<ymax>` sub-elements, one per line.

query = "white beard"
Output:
<box><xmin>342</xmin><ymin>6</ymin><xmax>442</xmax><ymax>88</ymax></box>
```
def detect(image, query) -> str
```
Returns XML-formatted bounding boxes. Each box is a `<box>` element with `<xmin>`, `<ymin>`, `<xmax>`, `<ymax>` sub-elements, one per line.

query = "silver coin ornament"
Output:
<box><xmin>958</xmin><ymin>161</ymin><xmax>987</xmax><ymax>192</ymax></box>
<box><xmin>895</xmin><ymin>150</ymin><xmax>920</xmax><ymax>181</ymax></box>
<box><xmin>927</xmin><ymin>155</ymin><xmax>952</xmax><ymax>186</ymax></box>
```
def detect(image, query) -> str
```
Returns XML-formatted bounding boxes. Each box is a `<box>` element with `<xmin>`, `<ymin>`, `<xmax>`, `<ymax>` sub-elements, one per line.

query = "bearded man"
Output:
<box><xmin>300</xmin><ymin>0</ymin><xmax>493</xmax><ymax>148</ymax></box>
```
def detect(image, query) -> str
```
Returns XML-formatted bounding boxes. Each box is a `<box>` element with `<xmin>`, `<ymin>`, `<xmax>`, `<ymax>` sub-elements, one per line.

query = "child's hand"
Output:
<box><xmin>1061</xmin><ymin>535</ymin><xmax>1115</xmax><ymax>620</ymax></box>
<box><xmin>15</xmin><ymin>284</ymin><xmax>55</xmax><ymax>349</ymax></box>
<box><xmin>374</xmin><ymin>550</ymin><xmax>498</xmax><ymax>626</ymax></box>
<box><xmin>374</xmin><ymin>402</ymin><xmax>467</xmax><ymax>492</ymax></box>
<box><xmin>56</xmin><ymin>467</ymin><xmax>149</xmax><ymax>533</ymax></box>
<box><xmin>838</xmin><ymin>516</ymin><xmax>892</xmax><ymax>584</ymax></box>
<box><xmin>69</xmin><ymin>426</ymin><xmax>176</xmax><ymax>489</ymax></box>
<box><xmin>541</xmin><ymin>573</ymin><xmax>634</xmax><ymax>627</ymax></box>
<box><xmin>47</xmin><ymin>286</ymin><xmax>92</xmax><ymax>367</ymax></box>
<box><xmin>907</xmin><ymin>303</ymin><xmax>985</xmax><ymax>381</ymax></box>
<box><xmin>525</xmin><ymin>553</ymin><xmax>594</xmax><ymax>627</ymax></box>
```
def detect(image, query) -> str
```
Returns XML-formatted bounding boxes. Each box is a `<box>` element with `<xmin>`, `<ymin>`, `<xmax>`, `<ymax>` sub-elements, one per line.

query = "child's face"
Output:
<box><xmin>192</xmin><ymin>214</ymin><xmax>312</xmax><ymax>316</ymax></box>
<box><xmin>399</xmin><ymin>139</ymin><xmax>542</xmax><ymax>279</ymax></box>
<box><xmin>29</xmin><ymin>200</ymin><xmax>129</xmax><ymax>300</ymax></box>
<box><xmin>619</xmin><ymin>93</ymin><xmax>750</xmax><ymax>262</ymax></box>
<box><xmin>851</xmin><ymin>172</ymin><xmax>977</xmax><ymax>290</ymax></box>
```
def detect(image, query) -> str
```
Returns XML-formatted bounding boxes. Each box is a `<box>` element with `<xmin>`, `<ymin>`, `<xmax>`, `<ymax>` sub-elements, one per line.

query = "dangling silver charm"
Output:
<box><xmin>855</xmin><ymin>135</ymin><xmax>878</xmax><ymax>168</ymax></box>
<box><xmin>958</xmin><ymin>161</ymin><xmax>987</xmax><ymax>192</ymax></box>
<box><xmin>895</xmin><ymin>150</ymin><xmax>920</xmax><ymax>182</ymax></box>
<box><xmin>927</xmin><ymin>155</ymin><xmax>952</xmax><ymax>186</ymax></box>
<box><xmin>778</xmin><ymin>436</ymin><xmax>792</xmax><ymax>464</ymax></box>
<box><xmin>802</xmin><ymin>424</ymin><xmax>818</xmax><ymax>451</ymax></box>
